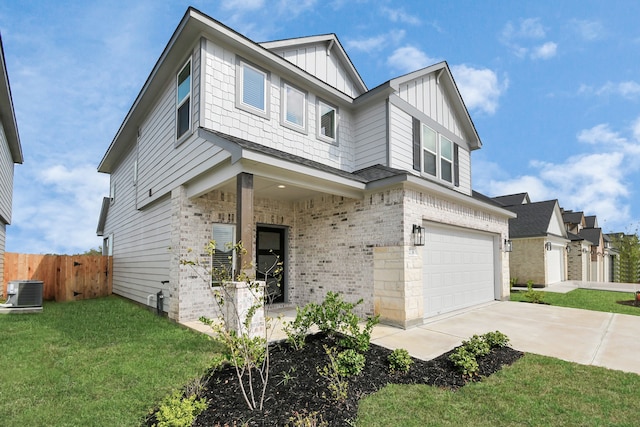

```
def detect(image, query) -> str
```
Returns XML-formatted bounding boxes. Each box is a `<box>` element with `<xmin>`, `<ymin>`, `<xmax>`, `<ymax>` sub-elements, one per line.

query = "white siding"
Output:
<box><xmin>270</xmin><ymin>44</ymin><xmax>362</xmax><ymax>97</ymax></box>
<box><xmin>0</xmin><ymin>123</ymin><xmax>13</xmax><ymax>224</ymax></box>
<box><xmin>388</xmin><ymin>99</ymin><xmax>472</xmax><ymax>196</ymax></box>
<box><xmin>354</xmin><ymin>101</ymin><xmax>387</xmax><ymax>170</ymax></box>
<box><xmin>397</xmin><ymin>73</ymin><xmax>464</xmax><ymax>139</ymax></box>
<box><xmin>0</xmin><ymin>222</ymin><xmax>5</xmax><ymax>286</ymax></box>
<box><xmin>201</xmin><ymin>38</ymin><xmax>356</xmax><ymax>172</ymax></box>
<box><xmin>388</xmin><ymin>104</ymin><xmax>414</xmax><ymax>171</ymax></box>
<box><xmin>103</xmin><ymin>140</ymin><xmax>173</xmax><ymax>310</ymax></box>
<box><xmin>136</xmin><ymin>42</ymin><xmax>228</xmax><ymax>209</ymax></box>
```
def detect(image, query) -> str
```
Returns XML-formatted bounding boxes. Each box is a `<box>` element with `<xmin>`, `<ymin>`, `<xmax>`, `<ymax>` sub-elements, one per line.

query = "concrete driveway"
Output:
<box><xmin>369</xmin><ymin>301</ymin><xmax>640</xmax><ymax>375</ymax></box>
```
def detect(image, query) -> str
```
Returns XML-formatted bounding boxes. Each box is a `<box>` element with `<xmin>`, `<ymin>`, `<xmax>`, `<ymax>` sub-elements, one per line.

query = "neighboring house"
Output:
<box><xmin>0</xmin><ymin>35</ymin><xmax>23</xmax><ymax>290</ymax></box>
<box><xmin>561</xmin><ymin>210</ymin><xmax>592</xmax><ymax>281</ymax></box>
<box><xmin>563</xmin><ymin>211</ymin><xmax>615</xmax><ymax>282</ymax></box>
<box><xmin>493</xmin><ymin>194</ymin><xmax>569</xmax><ymax>285</ymax></box>
<box><xmin>97</xmin><ymin>7</ymin><xmax>515</xmax><ymax>328</ymax></box>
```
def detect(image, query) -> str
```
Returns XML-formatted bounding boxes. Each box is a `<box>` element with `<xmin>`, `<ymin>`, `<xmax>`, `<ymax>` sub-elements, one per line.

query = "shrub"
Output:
<box><xmin>524</xmin><ymin>282</ymin><xmax>545</xmax><ymax>304</ymax></box>
<box><xmin>483</xmin><ymin>330</ymin><xmax>510</xmax><ymax>348</ymax></box>
<box><xmin>317</xmin><ymin>345</ymin><xmax>349</xmax><ymax>402</ymax></box>
<box><xmin>154</xmin><ymin>391</ymin><xmax>207</xmax><ymax>427</ymax></box>
<box><xmin>388</xmin><ymin>348</ymin><xmax>413</xmax><ymax>373</ymax></box>
<box><xmin>449</xmin><ymin>331</ymin><xmax>511</xmax><ymax>378</ymax></box>
<box><xmin>282</xmin><ymin>304</ymin><xmax>316</xmax><ymax>350</ymax></box>
<box><xmin>288</xmin><ymin>410</ymin><xmax>328</xmax><ymax>427</ymax></box>
<box><xmin>336</xmin><ymin>349</ymin><xmax>366</xmax><ymax>376</ymax></box>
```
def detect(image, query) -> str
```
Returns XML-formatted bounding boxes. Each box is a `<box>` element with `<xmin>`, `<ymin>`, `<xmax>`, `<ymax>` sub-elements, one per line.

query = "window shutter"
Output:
<box><xmin>412</xmin><ymin>117</ymin><xmax>420</xmax><ymax>171</ymax></box>
<box><xmin>454</xmin><ymin>144</ymin><xmax>460</xmax><ymax>187</ymax></box>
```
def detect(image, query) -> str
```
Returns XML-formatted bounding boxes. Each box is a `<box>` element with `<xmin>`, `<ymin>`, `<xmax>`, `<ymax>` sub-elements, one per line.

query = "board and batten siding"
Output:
<box><xmin>387</xmin><ymin>102</ymin><xmax>472</xmax><ymax>196</ymax></box>
<box><xmin>270</xmin><ymin>43</ymin><xmax>362</xmax><ymax>98</ymax></box>
<box><xmin>396</xmin><ymin>73</ymin><xmax>464</xmax><ymax>140</ymax></box>
<box><xmin>354</xmin><ymin>101</ymin><xmax>387</xmax><ymax>171</ymax></box>
<box><xmin>201</xmin><ymin>37</ymin><xmax>357</xmax><ymax>173</ymax></box>
<box><xmin>103</xmin><ymin>139</ymin><xmax>173</xmax><ymax>310</ymax></box>
<box><xmin>0</xmin><ymin>123</ymin><xmax>14</xmax><ymax>224</ymax></box>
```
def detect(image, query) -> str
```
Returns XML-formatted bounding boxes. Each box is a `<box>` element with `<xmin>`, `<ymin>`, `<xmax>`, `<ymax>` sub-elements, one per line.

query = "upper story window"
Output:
<box><xmin>237</xmin><ymin>59</ymin><xmax>270</xmax><ymax>118</ymax></box>
<box><xmin>283</xmin><ymin>82</ymin><xmax>306</xmax><ymax>130</ymax></box>
<box><xmin>317</xmin><ymin>99</ymin><xmax>337</xmax><ymax>143</ymax></box>
<box><xmin>176</xmin><ymin>59</ymin><xmax>191</xmax><ymax>140</ymax></box>
<box><xmin>420</xmin><ymin>123</ymin><xmax>458</xmax><ymax>186</ymax></box>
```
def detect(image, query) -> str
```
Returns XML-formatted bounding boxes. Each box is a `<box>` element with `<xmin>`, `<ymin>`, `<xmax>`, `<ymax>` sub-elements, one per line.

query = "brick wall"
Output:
<box><xmin>510</xmin><ymin>238</ymin><xmax>545</xmax><ymax>285</ymax></box>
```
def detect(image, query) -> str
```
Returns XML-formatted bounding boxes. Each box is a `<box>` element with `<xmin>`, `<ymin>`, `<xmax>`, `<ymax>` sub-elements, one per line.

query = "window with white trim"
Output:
<box><xmin>176</xmin><ymin>59</ymin><xmax>191</xmax><ymax>140</ymax></box>
<box><xmin>282</xmin><ymin>82</ymin><xmax>306</xmax><ymax>130</ymax></box>
<box><xmin>420</xmin><ymin>123</ymin><xmax>457</xmax><ymax>185</ymax></box>
<box><xmin>211</xmin><ymin>224</ymin><xmax>236</xmax><ymax>284</ymax></box>
<box><xmin>317</xmin><ymin>99</ymin><xmax>337</xmax><ymax>142</ymax></box>
<box><xmin>237</xmin><ymin>60</ymin><xmax>269</xmax><ymax>117</ymax></box>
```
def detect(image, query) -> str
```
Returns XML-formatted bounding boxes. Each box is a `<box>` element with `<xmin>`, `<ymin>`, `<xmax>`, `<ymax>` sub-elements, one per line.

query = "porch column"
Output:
<box><xmin>236</xmin><ymin>172</ymin><xmax>255</xmax><ymax>277</ymax></box>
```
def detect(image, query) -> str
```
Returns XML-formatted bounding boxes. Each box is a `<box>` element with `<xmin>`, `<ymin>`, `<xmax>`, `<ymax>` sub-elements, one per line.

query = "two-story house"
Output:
<box><xmin>0</xmin><ymin>35</ymin><xmax>23</xmax><ymax>291</ymax></box>
<box><xmin>97</xmin><ymin>7</ymin><xmax>514</xmax><ymax>328</ymax></box>
<box><xmin>492</xmin><ymin>193</ymin><xmax>569</xmax><ymax>285</ymax></box>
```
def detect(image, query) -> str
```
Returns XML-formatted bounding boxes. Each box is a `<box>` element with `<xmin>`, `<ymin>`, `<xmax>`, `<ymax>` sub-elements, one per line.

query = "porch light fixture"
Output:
<box><xmin>545</xmin><ymin>242</ymin><xmax>552</xmax><ymax>251</ymax></box>
<box><xmin>412</xmin><ymin>224</ymin><xmax>425</xmax><ymax>246</ymax></box>
<box><xmin>566</xmin><ymin>244</ymin><xmax>571</xmax><ymax>253</ymax></box>
<box><xmin>503</xmin><ymin>239</ymin><xmax>513</xmax><ymax>253</ymax></box>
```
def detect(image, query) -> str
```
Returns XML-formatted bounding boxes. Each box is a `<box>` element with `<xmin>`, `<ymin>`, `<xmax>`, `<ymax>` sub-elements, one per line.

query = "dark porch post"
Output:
<box><xmin>236</xmin><ymin>172</ymin><xmax>255</xmax><ymax>277</ymax></box>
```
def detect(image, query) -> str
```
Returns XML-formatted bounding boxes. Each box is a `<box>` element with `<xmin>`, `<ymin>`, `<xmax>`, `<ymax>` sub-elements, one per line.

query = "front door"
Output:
<box><xmin>256</xmin><ymin>226</ymin><xmax>285</xmax><ymax>303</ymax></box>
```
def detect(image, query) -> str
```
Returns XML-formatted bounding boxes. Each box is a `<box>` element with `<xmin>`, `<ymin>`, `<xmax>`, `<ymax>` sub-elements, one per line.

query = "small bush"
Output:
<box><xmin>483</xmin><ymin>330</ymin><xmax>510</xmax><ymax>348</ymax></box>
<box><xmin>288</xmin><ymin>410</ymin><xmax>328</xmax><ymax>427</ymax></box>
<box><xmin>388</xmin><ymin>348</ymin><xmax>413</xmax><ymax>373</ymax></box>
<box><xmin>154</xmin><ymin>391</ymin><xmax>207</xmax><ymax>427</ymax></box>
<box><xmin>317</xmin><ymin>345</ymin><xmax>349</xmax><ymax>402</ymax></box>
<box><xmin>449</xmin><ymin>347</ymin><xmax>479</xmax><ymax>377</ymax></box>
<box><xmin>524</xmin><ymin>282</ymin><xmax>545</xmax><ymax>304</ymax></box>
<box><xmin>282</xmin><ymin>305</ymin><xmax>316</xmax><ymax>350</ymax></box>
<box><xmin>449</xmin><ymin>331</ymin><xmax>511</xmax><ymax>378</ymax></box>
<box><xmin>336</xmin><ymin>349</ymin><xmax>366</xmax><ymax>376</ymax></box>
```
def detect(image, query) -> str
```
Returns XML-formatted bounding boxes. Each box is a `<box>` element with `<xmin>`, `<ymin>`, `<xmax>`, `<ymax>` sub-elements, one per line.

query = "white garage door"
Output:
<box><xmin>547</xmin><ymin>245</ymin><xmax>564</xmax><ymax>284</ymax></box>
<box><xmin>423</xmin><ymin>224</ymin><xmax>496</xmax><ymax>318</ymax></box>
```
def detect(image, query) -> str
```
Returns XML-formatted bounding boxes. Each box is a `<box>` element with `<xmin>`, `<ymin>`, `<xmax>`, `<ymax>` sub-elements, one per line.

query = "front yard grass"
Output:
<box><xmin>510</xmin><ymin>288</ymin><xmax>640</xmax><ymax>316</ymax></box>
<box><xmin>2</xmin><ymin>295</ymin><xmax>639</xmax><ymax>426</ymax></box>
<box><xmin>358</xmin><ymin>353</ymin><xmax>640</xmax><ymax>426</ymax></box>
<box><xmin>0</xmin><ymin>296</ymin><xmax>222</xmax><ymax>426</ymax></box>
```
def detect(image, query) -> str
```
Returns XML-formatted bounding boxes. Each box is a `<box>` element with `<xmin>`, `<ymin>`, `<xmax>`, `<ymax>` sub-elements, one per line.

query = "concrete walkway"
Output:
<box><xmin>184</xmin><ymin>299</ymin><xmax>640</xmax><ymax>376</ymax></box>
<box><xmin>368</xmin><ymin>301</ymin><xmax>640</xmax><ymax>375</ymax></box>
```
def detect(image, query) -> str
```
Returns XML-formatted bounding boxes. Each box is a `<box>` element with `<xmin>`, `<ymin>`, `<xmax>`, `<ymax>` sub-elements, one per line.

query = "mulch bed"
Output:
<box><xmin>146</xmin><ymin>332</ymin><xmax>523</xmax><ymax>426</ymax></box>
<box><xmin>617</xmin><ymin>300</ymin><xmax>640</xmax><ymax>307</ymax></box>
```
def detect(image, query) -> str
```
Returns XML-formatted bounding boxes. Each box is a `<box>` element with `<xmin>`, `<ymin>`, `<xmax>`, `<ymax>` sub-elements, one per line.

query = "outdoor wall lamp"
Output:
<box><xmin>503</xmin><ymin>239</ymin><xmax>513</xmax><ymax>253</ymax></box>
<box><xmin>412</xmin><ymin>224</ymin><xmax>425</xmax><ymax>246</ymax></box>
<box><xmin>566</xmin><ymin>244</ymin><xmax>571</xmax><ymax>253</ymax></box>
<box><xmin>545</xmin><ymin>242</ymin><xmax>552</xmax><ymax>251</ymax></box>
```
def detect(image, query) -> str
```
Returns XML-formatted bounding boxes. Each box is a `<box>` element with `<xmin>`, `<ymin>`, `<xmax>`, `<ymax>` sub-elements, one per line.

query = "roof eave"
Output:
<box><xmin>0</xmin><ymin>34</ymin><xmax>23</xmax><ymax>164</ymax></box>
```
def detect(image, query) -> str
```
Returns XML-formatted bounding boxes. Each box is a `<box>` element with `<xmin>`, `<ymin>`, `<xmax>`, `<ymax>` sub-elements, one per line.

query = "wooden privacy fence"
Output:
<box><xmin>3</xmin><ymin>253</ymin><xmax>112</xmax><ymax>302</ymax></box>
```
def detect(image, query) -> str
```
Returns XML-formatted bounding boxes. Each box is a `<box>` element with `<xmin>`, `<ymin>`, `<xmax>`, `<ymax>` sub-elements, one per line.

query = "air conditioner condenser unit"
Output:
<box><xmin>5</xmin><ymin>280</ymin><xmax>43</xmax><ymax>307</ymax></box>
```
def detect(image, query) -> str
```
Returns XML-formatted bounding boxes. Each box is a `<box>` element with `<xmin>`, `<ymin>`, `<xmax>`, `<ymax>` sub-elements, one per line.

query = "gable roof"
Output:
<box><xmin>562</xmin><ymin>210</ymin><xmax>585</xmax><ymax>225</ymax></box>
<box><xmin>259</xmin><ymin>34</ymin><xmax>367</xmax><ymax>95</ymax></box>
<box><xmin>0</xmin><ymin>34</ymin><xmax>22</xmax><ymax>164</ymax></box>
<box><xmin>492</xmin><ymin>192</ymin><xmax>530</xmax><ymax>207</ymax></box>
<box><xmin>579</xmin><ymin>227</ymin><xmax>602</xmax><ymax>246</ymax></box>
<box><xmin>390</xmin><ymin>62</ymin><xmax>482</xmax><ymax>150</ymax></box>
<box><xmin>584</xmin><ymin>215</ymin><xmax>598</xmax><ymax>228</ymax></box>
<box><xmin>99</xmin><ymin>7</ymin><xmax>362</xmax><ymax>173</ymax></box>
<box><xmin>502</xmin><ymin>199</ymin><xmax>566</xmax><ymax>238</ymax></box>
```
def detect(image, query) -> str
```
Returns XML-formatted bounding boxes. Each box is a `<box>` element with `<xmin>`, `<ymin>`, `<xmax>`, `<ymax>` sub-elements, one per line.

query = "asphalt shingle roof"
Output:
<box><xmin>562</xmin><ymin>211</ymin><xmax>584</xmax><ymax>225</ymax></box>
<box><xmin>502</xmin><ymin>200</ymin><xmax>558</xmax><ymax>238</ymax></box>
<box><xmin>491</xmin><ymin>193</ymin><xmax>530</xmax><ymax>207</ymax></box>
<box><xmin>579</xmin><ymin>227</ymin><xmax>602</xmax><ymax>246</ymax></box>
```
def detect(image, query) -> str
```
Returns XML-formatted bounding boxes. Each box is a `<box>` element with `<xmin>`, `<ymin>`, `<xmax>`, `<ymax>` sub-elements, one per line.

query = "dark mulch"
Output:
<box><xmin>154</xmin><ymin>332</ymin><xmax>522</xmax><ymax>426</ymax></box>
<box><xmin>617</xmin><ymin>300</ymin><xmax>640</xmax><ymax>307</ymax></box>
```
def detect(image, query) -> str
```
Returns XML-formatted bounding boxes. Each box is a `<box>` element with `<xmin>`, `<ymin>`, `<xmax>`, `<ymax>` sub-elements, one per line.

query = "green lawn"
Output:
<box><xmin>358</xmin><ymin>353</ymin><xmax>640</xmax><ymax>426</ymax></box>
<box><xmin>0</xmin><ymin>296</ymin><xmax>222</xmax><ymax>427</ymax></box>
<box><xmin>2</xmin><ymin>294</ymin><xmax>639</xmax><ymax>426</ymax></box>
<box><xmin>510</xmin><ymin>288</ymin><xmax>640</xmax><ymax>316</ymax></box>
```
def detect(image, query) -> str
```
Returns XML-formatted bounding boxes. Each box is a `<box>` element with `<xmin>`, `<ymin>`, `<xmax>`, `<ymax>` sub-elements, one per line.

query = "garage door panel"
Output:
<box><xmin>424</xmin><ymin>225</ymin><xmax>496</xmax><ymax>318</ymax></box>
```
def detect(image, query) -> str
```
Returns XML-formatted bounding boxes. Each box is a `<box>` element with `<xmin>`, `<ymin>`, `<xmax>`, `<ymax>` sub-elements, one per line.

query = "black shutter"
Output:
<box><xmin>454</xmin><ymin>144</ymin><xmax>460</xmax><ymax>187</ymax></box>
<box><xmin>412</xmin><ymin>117</ymin><xmax>421</xmax><ymax>171</ymax></box>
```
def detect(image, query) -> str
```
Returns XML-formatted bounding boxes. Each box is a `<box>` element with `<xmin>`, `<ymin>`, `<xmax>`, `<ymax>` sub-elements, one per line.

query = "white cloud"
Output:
<box><xmin>569</xmin><ymin>19</ymin><xmax>604</xmax><ymax>41</ymax></box>
<box><xmin>387</xmin><ymin>46</ymin><xmax>437</xmax><ymax>73</ymax></box>
<box><xmin>382</xmin><ymin>7</ymin><xmax>421</xmax><ymax>25</ymax></box>
<box><xmin>346</xmin><ymin>30</ymin><xmax>405</xmax><ymax>53</ymax></box>
<box><xmin>221</xmin><ymin>0</ymin><xmax>265</xmax><ymax>11</ymax></box>
<box><xmin>475</xmin><ymin>118</ymin><xmax>640</xmax><ymax>232</ymax></box>
<box><xmin>579</xmin><ymin>80</ymin><xmax>640</xmax><ymax>100</ymax></box>
<box><xmin>451</xmin><ymin>65</ymin><xmax>509</xmax><ymax>115</ymax></box>
<box><xmin>502</xmin><ymin>18</ymin><xmax>546</xmax><ymax>41</ymax></box>
<box><xmin>531</xmin><ymin>41</ymin><xmax>557</xmax><ymax>59</ymax></box>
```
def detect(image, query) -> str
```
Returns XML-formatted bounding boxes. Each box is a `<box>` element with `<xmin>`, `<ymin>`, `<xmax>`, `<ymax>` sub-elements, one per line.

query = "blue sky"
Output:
<box><xmin>2</xmin><ymin>0</ymin><xmax>640</xmax><ymax>254</ymax></box>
